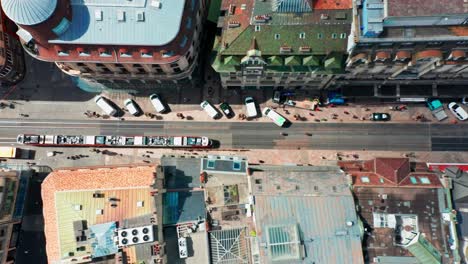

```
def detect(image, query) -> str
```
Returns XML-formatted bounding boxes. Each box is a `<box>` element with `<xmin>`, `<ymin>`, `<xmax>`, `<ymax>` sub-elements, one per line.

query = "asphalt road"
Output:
<box><xmin>0</xmin><ymin>119</ymin><xmax>467</xmax><ymax>151</ymax></box>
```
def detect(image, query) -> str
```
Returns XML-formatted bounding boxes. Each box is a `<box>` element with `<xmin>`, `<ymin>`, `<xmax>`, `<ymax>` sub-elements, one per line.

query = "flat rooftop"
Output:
<box><xmin>50</xmin><ymin>0</ymin><xmax>186</xmax><ymax>45</ymax></box>
<box><xmin>251</xmin><ymin>165</ymin><xmax>364</xmax><ymax>263</ymax></box>
<box><xmin>164</xmin><ymin>226</ymin><xmax>210</xmax><ymax>264</ymax></box>
<box><xmin>354</xmin><ymin>186</ymin><xmax>451</xmax><ymax>262</ymax></box>
<box><xmin>386</xmin><ymin>0</ymin><xmax>467</xmax><ymax>17</ymax></box>
<box><xmin>42</xmin><ymin>165</ymin><xmax>156</xmax><ymax>263</ymax></box>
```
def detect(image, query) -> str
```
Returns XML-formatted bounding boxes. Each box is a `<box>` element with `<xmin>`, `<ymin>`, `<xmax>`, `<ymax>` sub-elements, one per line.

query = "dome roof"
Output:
<box><xmin>1</xmin><ymin>0</ymin><xmax>58</xmax><ymax>26</ymax></box>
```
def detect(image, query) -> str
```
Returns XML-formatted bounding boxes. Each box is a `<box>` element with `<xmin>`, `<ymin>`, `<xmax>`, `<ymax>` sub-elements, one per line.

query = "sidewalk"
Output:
<box><xmin>0</xmin><ymin>90</ymin><xmax>460</xmax><ymax>125</ymax></box>
<box><xmin>0</xmin><ymin>56</ymin><xmax>461</xmax><ymax>124</ymax></box>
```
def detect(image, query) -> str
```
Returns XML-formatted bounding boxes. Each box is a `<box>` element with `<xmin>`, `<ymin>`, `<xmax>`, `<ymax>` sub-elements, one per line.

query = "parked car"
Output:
<box><xmin>94</xmin><ymin>96</ymin><xmax>118</xmax><ymax>116</ymax></box>
<box><xmin>370</xmin><ymin>112</ymin><xmax>391</xmax><ymax>121</ymax></box>
<box><xmin>124</xmin><ymin>99</ymin><xmax>141</xmax><ymax>116</ymax></box>
<box><xmin>263</xmin><ymin>107</ymin><xmax>287</xmax><ymax>127</ymax></box>
<box><xmin>149</xmin><ymin>93</ymin><xmax>167</xmax><ymax>113</ymax></box>
<box><xmin>200</xmin><ymin>100</ymin><xmax>221</xmax><ymax>119</ymax></box>
<box><xmin>219</xmin><ymin>102</ymin><xmax>234</xmax><ymax>118</ymax></box>
<box><xmin>448</xmin><ymin>102</ymin><xmax>468</xmax><ymax>121</ymax></box>
<box><xmin>244</xmin><ymin>97</ymin><xmax>258</xmax><ymax>118</ymax></box>
<box><xmin>273</xmin><ymin>90</ymin><xmax>284</xmax><ymax>104</ymax></box>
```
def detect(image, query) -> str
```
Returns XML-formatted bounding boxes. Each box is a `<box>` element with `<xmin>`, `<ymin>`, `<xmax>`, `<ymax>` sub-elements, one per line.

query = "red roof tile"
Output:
<box><xmin>374</xmin><ymin>157</ymin><xmax>410</xmax><ymax>184</ymax></box>
<box><xmin>339</xmin><ymin>158</ymin><xmax>442</xmax><ymax>188</ymax></box>
<box><xmin>313</xmin><ymin>0</ymin><xmax>352</xmax><ymax>10</ymax></box>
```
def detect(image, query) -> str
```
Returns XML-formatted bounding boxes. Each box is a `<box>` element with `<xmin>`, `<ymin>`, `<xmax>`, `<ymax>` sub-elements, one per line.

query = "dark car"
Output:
<box><xmin>273</xmin><ymin>90</ymin><xmax>284</xmax><ymax>104</ymax></box>
<box><xmin>219</xmin><ymin>102</ymin><xmax>234</xmax><ymax>118</ymax></box>
<box><xmin>370</xmin><ymin>112</ymin><xmax>391</xmax><ymax>121</ymax></box>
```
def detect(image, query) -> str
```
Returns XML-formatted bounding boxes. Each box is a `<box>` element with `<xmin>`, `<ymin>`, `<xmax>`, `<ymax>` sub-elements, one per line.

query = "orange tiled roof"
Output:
<box><xmin>313</xmin><ymin>0</ymin><xmax>352</xmax><ymax>10</ymax></box>
<box><xmin>42</xmin><ymin>165</ymin><xmax>156</xmax><ymax>263</ymax></box>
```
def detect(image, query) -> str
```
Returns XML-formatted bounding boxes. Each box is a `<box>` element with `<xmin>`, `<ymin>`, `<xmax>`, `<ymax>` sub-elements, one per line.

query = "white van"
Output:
<box><xmin>200</xmin><ymin>101</ymin><xmax>221</xmax><ymax>119</ymax></box>
<box><xmin>94</xmin><ymin>96</ymin><xmax>117</xmax><ymax>116</ymax></box>
<box><xmin>124</xmin><ymin>99</ymin><xmax>140</xmax><ymax>116</ymax></box>
<box><xmin>262</xmin><ymin>107</ymin><xmax>287</xmax><ymax>127</ymax></box>
<box><xmin>244</xmin><ymin>97</ymin><xmax>258</xmax><ymax>118</ymax></box>
<box><xmin>149</xmin><ymin>94</ymin><xmax>167</xmax><ymax>113</ymax></box>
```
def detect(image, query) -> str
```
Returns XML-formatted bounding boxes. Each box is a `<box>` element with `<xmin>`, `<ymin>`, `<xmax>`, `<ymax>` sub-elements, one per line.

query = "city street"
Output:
<box><xmin>0</xmin><ymin>118</ymin><xmax>467</xmax><ymax>151</ymax></box>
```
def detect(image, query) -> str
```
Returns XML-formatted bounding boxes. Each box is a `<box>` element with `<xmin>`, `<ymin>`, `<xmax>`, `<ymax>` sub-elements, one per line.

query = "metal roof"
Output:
<box><xmin>1</xmin><ymin>0</ymin><xmax>58</xmax><ymax>26</ymax></box>
<box><xmin>49</xmin><ymin>0</ymin><xmax>186</xmax><ymax>46</ymax></box>
<box><xmin>273</xmin><ymin>0</ymin><xmax>312</xmax><ymax>13</ymax></box>
<box><xmin>251</xmin><ymin>166</ymin><xmax>364</xmax><ymax>263</ymax></box>
<box><xmin>209</xmin><ymin>228</ymin><xmax>249</xmax><ymax>264</ymax></box>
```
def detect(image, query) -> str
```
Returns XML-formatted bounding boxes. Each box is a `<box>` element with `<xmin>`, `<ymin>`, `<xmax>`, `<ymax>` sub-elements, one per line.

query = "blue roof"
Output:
<box><xmin>49</xmin><ymin>0</ymin><xmax>186</xmax><ymax>46</ymax></box>
<box><xmin>89</xmin><ymin>222</ymin><xmax>119</xmax><ymax>258</ymax></box>
<box><xmin>1</xmin><ymin>0</ymin><xmax>58</xmax><ymax>26</ymax></box>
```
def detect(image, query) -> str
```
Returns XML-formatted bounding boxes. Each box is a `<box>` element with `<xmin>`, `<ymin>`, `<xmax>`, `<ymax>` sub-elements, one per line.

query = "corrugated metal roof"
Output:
<box><xmin>49</xmin><ymin>0</ymin><xmax>186</xmax><ymax>46</ymax></box>
<box><xmin>273</xmin><ymin>0</ymin><xmax>312</xmax><ymax>13</ymax></box>
<box><xmin>252</xmin><ymin>166</ymin><xmax>364</xmax><ymax>264</ymax></box>
<box><xmin>1</xmin><ymin>0</ymin><xmax>58</xmax><ymax>26</ymax></box>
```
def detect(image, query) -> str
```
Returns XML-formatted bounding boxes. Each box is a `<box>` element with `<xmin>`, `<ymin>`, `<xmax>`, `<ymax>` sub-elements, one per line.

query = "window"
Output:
<box><xmin>180</xmin><ymin>36</ymin><xmax>188</xmax><ymax>48</ymax></box>
<box><xmin>379</xmin><ymin>178</ymin><xmax>384</xmax><ymax>183</ymax></box>
<box><xmin>331</xmin><ymin>33</ymin><xmax>337</xmax><ymax>39</ymax></box>
<box><xmin>78</xmin><ymin>50</ymin><xmax>90</xmax><ymax>56</ymax></box>
<box><xmin>120</xmin><ymin>51</ymin><xmax>132</xmax><ymax>57</ymax></box>
<box><xmin>57</xmin><ymin>50</ymin><xmax>69</xmax><ymax>56</ymax></box>
<box><xmin>207</xmin><ymin>160</ymin><xmax>215</xmax><ymax>169</ymax></box>
<box><xmin>409</xmin><ymin>176</ymin><xmax>417</xmax><ymax>184</ymax></box>
<box><xmin>317</xmin><ymin>33</ymin><xmax>323</xmax><ymax>39</ymax></box>
<box><xmin>52</xmin><ymin>18</ymin><xmax>70</xmax><ymax>35</ymax></box>
<box><xmin>186</xmin><ymin>17</ymin><xmax>192</xmax><ymax>29</ymax></box>
<box><xmin>255</xmin><ymin>25</ymin><xmax>261</xmax><ymax>32</ymax></box>
<box><xmin>274</xmin><ymin>34</ymin><xmax>280</xmax><ymax>40</ymax></box>
<box><xmin>299</xmin><ymin>32</ymin><xmax>305</xmax><ymax>39</ymax></box>
<box><xmin>340</xmin><ymin>33</ymin><xmax>347</xmax><ymax>39</ymax></box>
<box><xmin>141</xmin><ymin>50</ymin><xmax>152</xmax><ymax>58</ymax></box>
<box><xmin>361</xmin><ymin>176</ymin><xmax>370</xmax><ymax>183</ymax></box>
<box><xmin>419</xmin><ymin>177</ymin><xmax>431</xmax><ymax>184</ymax></box>
<box><xmin>99</xmin><ymin>50</ymin><xmax>112</xmax><ymax>57</ymax></box>
<box><xmin>233</xmin><ymin>161</ymin><xmax>241</xmax><ymax>170</ymax></box>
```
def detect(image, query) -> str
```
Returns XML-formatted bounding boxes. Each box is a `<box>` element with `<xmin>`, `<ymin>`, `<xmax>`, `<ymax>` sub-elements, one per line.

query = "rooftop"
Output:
<box><xmin>42</xmin><ymin>165</ymin><xmax>157</xmax><ymax>263</ymax></box>
<box><xmin>250</xmin><ymin>165</ymin><xmax>364</xmax><ymax>263</ymax></box>
<box><xmin>353</xmin><ymin>186</ymin><xmax>451</xmax><ymax>262</ymax></box>
<box><xmin>213</xmin><ymin>0</ymin><xmax>352</xmax><ymax>72</ymax></box>
<box><xmin>1</xmin><ymin>0</ymin><xmax>57</xmax><ymax>26</ymax></box>
<box><xmin>51</xmin><ymin>0</ymin><xmax>186</xmax><ymax>46</ymax></box>
<box><xmin>386</xmin><ymin>0</ymin><xmax>467</xmax><ymax>17</ymax></box>
<box><xmin>339</xmin><ymin>158</ymin><xmax>443</xmax><ymax>188</ymax></box>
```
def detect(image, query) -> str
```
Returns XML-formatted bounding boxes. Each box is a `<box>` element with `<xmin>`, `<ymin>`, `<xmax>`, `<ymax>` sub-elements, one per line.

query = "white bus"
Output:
<box><xmin>262</xmin><ymin>107</ymin><xmax>287</xmax><ymax>127</ymax></box>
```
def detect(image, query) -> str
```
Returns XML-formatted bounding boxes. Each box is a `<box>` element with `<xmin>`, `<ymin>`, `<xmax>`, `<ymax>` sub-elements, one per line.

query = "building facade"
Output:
<box><xmin>0</xmin><ymin>11</ymin><xmax>24</xmax><ymax>86</ymax></box>
<box><xmin>0</xmin><ymin>170</ymin><xmax>28</xmax><ymax>264</ymax></box>
<box><xmin>334</xmin><ymin>0</ymin><xmax>468</xmax><ymax>99</ymax></box>
<box><xmin>211</xmin><ymin>0</ymin><xmax>353</xmax><ymax>89</ymax></box>
<box><xmin>1</xmin><ymin>0</ymin><xmax>207</xmax><ymax>92</ymax></box>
